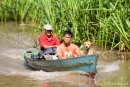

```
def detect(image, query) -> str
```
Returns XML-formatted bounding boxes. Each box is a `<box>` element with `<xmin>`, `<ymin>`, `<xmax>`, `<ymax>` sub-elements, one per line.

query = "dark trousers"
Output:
<box><xmin>39</xmin><ymin>47</ymin><xmax>57</xmax><ymax>55</ymax></box>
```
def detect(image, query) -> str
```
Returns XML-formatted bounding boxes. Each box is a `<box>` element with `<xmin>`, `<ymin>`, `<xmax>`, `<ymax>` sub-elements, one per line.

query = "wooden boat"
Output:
<box><xmin>24</xmin><ymin>50</ymin><xmax>98</xmax><ymax>73</ymax></box>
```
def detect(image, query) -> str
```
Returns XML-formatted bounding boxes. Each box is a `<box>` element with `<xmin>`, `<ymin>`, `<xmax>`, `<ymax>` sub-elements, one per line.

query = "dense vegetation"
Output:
<box><xmin>0</xmin><ymin>0</ymin><xmax>130</xmax><ymax>51</ymax></box>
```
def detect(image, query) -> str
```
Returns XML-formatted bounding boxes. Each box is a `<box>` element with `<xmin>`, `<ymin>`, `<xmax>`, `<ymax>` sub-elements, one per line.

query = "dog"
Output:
<box><xmin>83</xmin><ymin>40</ymin><xmax>94</xmax><ymax>55</ymax></box>
<box><xmin>120</xmin><ymin>43</ymin><xmax>127</xmax><ymax>63</ymax></box>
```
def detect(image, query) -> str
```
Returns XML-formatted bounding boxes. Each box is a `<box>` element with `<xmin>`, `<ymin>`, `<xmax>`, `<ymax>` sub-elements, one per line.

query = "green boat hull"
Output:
<box><xmin>24</xmin><ymin>51</ymin><xmax>98</xmax><ymax>73</ymax></box>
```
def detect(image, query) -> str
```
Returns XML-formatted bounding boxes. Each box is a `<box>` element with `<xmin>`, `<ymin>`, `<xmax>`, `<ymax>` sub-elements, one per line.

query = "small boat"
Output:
<box><xmin>24</xmin><ymin>50</ymin><xmax>98</xmax><ymax>73</ymax></box>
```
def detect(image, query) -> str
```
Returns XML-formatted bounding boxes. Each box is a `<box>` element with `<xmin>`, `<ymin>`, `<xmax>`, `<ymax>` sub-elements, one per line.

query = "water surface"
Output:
<box><xmin>0</xmin><ymin>22</ymin><xmax>130</xmax><ymax>87</ymax></box>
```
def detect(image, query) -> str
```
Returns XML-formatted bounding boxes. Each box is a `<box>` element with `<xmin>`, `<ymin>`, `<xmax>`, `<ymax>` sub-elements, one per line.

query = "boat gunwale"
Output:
<box><xmin>24</xmin><ymin>53</ymin><xmax>98</xmax><ymax>62</ymax></box>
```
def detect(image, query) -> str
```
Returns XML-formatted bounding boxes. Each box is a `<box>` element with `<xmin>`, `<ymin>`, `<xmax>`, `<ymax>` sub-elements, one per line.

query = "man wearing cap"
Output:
<box><xmin>38</xmin><ymin>24</ymin><xmax>60</xmax><ymax>55</ymax></box>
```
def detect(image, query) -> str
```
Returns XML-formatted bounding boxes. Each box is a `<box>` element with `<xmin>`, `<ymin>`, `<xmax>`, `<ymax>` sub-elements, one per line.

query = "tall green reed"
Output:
<box><xmin>1</xmin><ymin>0</ymin><xmax>33</xmax><ymax>22</ymax></box>
<box><xmin>0</xmin><ymin>0</ymin><xmax>130</xmax><ymax>51</ymax></box>
<box><xmin>26</xmin><ymin>0</ymin><xmax>130</xmax><ymax>51</ymax></box>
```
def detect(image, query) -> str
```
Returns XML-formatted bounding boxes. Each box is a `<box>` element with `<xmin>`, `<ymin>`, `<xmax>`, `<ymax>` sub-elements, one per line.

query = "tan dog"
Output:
<box><xmin>120</xmin><ymin>43</ymin><xmax>127</xmax><ymax>63</ymax></box>
<box><xmin>83</xmin><ymin>40</ymin><xmax>94</xmax><ymax>55</ymax></box>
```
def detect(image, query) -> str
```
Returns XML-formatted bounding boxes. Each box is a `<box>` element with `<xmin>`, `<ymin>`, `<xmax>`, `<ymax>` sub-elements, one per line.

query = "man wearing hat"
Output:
<box><xmin>38</xmin><ymin>24</ymin><xmax>60</xmax><ymax>55</ymax></box>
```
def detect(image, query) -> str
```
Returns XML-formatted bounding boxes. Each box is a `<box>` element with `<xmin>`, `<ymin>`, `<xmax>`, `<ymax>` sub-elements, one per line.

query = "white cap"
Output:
<box><xmin>43</xmin><ymin>24</ymin><xmax>52</xmax><ymax>30</ymax></box>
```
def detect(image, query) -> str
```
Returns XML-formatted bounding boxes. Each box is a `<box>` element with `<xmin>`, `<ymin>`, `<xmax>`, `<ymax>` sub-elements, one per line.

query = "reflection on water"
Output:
<box><xmin>98</xmin><ymin>60</ymin><xmax>130</xmax><ymax>87</ymax></box>
<box><xmin>0</xmin><ymin>75</ymin><xmax>41</xmax><ymax>87</ymax></box>
<box><xmin>0</xmin><ymin>22</ymin><xmax>130</xmax><ymax>87</ymax></box>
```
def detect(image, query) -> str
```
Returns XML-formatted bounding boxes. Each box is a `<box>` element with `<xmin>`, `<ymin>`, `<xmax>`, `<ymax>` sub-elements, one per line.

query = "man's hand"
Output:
<box><xmin>53</xmin><ymin>45</ymin><xmax>59</xmax><ymax>48</ymax></box>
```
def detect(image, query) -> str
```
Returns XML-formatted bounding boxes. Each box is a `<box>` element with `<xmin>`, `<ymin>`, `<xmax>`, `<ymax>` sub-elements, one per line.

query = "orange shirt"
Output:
<box><xmin>57</xmin><ymin>43</ymin><xmax>80</xmax><ymax>59</ymax></box>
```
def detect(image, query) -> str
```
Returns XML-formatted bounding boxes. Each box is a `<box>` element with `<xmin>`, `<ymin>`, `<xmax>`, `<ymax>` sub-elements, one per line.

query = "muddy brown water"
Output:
<box><xmin>0</xmin><ymin>22</ymin><xmax>130</xmax><ymax>87</ymax></box>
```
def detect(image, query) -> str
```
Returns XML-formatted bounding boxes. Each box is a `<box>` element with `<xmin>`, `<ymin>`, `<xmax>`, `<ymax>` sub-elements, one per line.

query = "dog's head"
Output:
<box><xmin>84</xmin><ymin>40</ymin><xmax>93</xmax><ymax>50</ymax></box>
<box><xmin>121</xmin><ymin>43</ymin><xmax>125</xmax><ymax>52</ymax></box>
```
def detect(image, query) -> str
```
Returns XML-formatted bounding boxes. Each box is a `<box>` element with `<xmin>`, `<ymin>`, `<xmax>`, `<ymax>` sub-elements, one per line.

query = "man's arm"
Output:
<box><xmin>55</xmin><ymin>36</ymin><xmax>60</xmax><ymax>45</ymax></box>
<box><xmin>43</xmin><ymin>36</ymin><xmax>60</xmax><ymax>49</ymax></box>
<box><xmin>58</xmin><ymin>54</ymin><xmax>68</xmax><ymax>59</ymax></box>
<box><xmin>42</xmin><ymin>45</ymin><xmax>57</xmax><ymax>49</ymax></box>
<box><xmin>75</xmin><ymin>45</ymin><xmax>82</xmax><ymax>56</ymax></box>
<box><xmin>57</xmin><ymin>47</ymin><xmax>68</xmax><ymax>59</ymax></box>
